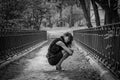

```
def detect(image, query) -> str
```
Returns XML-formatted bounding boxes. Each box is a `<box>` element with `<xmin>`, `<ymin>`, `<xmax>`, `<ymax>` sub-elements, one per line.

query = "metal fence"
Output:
<box><xmin>73</xmin><ymin>23</ymin><xmax>120</xmax><ymax>79</ymax></box>
<box><xmin>0</xmin><ymin>28</ymin><xmax>47</xmax><ymax>63</ymax></box>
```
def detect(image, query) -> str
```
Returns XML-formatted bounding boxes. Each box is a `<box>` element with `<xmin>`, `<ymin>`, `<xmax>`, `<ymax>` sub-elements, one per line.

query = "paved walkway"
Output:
<box><xmin>0</xmin><ymin>42</ymin><xmax>102</xmax><ymax>80</ymax></box>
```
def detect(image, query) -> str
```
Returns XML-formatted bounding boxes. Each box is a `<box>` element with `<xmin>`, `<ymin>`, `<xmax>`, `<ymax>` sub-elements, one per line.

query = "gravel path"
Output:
<box><xmin>0</xmin><ymin>43</ymin><xmax>102</xmax><ymax>80</ymax></box>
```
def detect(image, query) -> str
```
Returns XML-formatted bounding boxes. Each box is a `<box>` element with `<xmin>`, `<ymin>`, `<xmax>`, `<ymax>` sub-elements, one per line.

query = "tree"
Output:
<box><xmin>23</xmin><ymin>0</ymin><xmax>50</xmax><ymax>30</ymax></box>
<box><xmin>56</xmin><ymin>1</ymin><xmax>63</xmax><ymax>27</ymax></box>
<box><xmin>0</xmin><ymin>0</ymin><xmax>28</xmax><ymax>28</ymax></box>
<box><xmin>91</xmin><ymin>0</ymin><xmax>100</xmax><ymax>26</ymax></box>
<box><xmin>95</xmin><ymin>0</ymin><xmax>119</xmax><ymax>24</ymax></box>
<box><xmin>79</xmin><ymin>0</ymin><xmax>92</xmax><ymax>28</ymax></box>
<box><xmin>0</xmin><ymin>0</ymin><xmax>51</xmax><ymax>30</ymax></box>
<box><xmin>55</xmin><ymin>0</ymin><xmax>77</xmax><ymax>27</ymax></box>
<box><xmin>59</xmin><ymin>0</ymin><xmax>93</xmax><ymax>28</ymax></box>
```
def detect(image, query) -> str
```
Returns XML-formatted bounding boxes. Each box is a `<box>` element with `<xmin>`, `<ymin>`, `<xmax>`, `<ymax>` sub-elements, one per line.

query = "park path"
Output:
<box><xmin>0</xmin><ymin>41</ymin><xmax>102</xmax><ymax>80</ymax></box>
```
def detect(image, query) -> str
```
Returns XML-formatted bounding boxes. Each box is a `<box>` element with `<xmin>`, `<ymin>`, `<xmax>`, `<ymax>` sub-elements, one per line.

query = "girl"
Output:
<box><xmin>46</xmin><ymin>32</ymin><xmax>74</xmax><ymax>70</ymax></box>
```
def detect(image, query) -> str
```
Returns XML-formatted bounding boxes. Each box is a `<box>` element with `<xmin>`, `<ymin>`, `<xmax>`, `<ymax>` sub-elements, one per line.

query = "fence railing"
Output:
<box><xmin>73</xmin><ymin>23</ymin><xmax>120</xmax><ymax>79</ymax></box>
<box><xmin>0</xmin><ymin>28</ymin><xmax>47</xmax><ymax>63</ymax></box>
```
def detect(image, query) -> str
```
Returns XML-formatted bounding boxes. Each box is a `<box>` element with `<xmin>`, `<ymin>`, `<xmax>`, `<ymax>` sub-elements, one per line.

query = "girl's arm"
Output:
<box><xmin>56</xmin><ymin>41</ymin><xmax>73</xmax><ymax>55</ymax></box>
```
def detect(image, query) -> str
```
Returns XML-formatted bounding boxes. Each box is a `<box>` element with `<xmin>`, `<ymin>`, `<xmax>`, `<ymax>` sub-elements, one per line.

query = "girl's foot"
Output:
<box><xmin>56</xmin><ymin>65</ymin><xmax>62</xmax><ymax>71</ymax></box>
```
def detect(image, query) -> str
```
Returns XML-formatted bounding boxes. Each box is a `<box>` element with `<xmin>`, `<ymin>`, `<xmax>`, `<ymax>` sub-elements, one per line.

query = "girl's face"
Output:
<box><xmin>64</xmin><ymin>36</ymin><xmax>69</xmax><ymax>43</ymax></box>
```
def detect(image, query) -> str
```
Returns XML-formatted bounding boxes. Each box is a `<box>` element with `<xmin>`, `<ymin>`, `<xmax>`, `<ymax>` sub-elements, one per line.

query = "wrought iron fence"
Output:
<box><xmin>73</xmin><ymin>23</ymin><xmax>120</xmax><ymax>79</ymax></box>
<box><xmin>0</xmin><ymin>28</ymin><xmax>47</xmax><ymax>63</ymax></box>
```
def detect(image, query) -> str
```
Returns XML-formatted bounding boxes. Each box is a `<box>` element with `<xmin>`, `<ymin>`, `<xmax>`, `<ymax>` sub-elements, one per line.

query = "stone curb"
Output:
<box><xmin>0</xmin><ymin>41</ymin><xmax>48</xmax><ymax>69</ymax></box>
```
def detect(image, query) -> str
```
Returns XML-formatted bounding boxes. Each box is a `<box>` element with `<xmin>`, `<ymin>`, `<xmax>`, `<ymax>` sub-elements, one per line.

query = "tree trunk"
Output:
<box><xmin>39</xmin><ymin>16</ymin><xmax>43</xmax><ymax>30</ymax></box>
<box><xmin>104</xmin><ymin>8</ymin><xmax>112</xmax><ymax>24</ymax></box>
<box><xmin>95</xmin><ymin>0</ymin><xmax>120</xmax><ymax>25</ymax></box>
<box><xmin>59</xmin><ymin>9</ymin><xmax>62</xmax><ymax>27</ymax></box>
<box><xmin>79</xmin><ymin>0</ymin><xmax>92</xmax><ymax>28</ymax></box>
<box><xmin>91</xmin><ymin>0</ymin><xmax>100</xmax><ymax>26</ymax></box>
<box><xmin>34</xmin><ymin>12</ymin><xmax>40</xmax><ymax>30</ymax></box>
<box><xmin>59</xmin><ymin>1</ymin><xmax>63</xmax><ymax>27</ymax></box>
<box><xmin>60</xmin><ymin>7</ymin><xmax>62</xmax><ymax>21</ymax></box>
<box><xmin>49</xmin><ymin>15</ymin><xmax>52</xmax><ymax>28</ymax></box>
<box><xmin>69</xmin><ymin>5</ymin><xmax>73</xmax><ymax>28</ymax></box>
<box><xmin>105</xmin><ymin>9</ymin><xmax>119</xmax><ymax>24</ymax></box>
<box><xmin>111</xmin><ymin>9</ymin><xmax>120</xmax><ymax>23</ymax></box>
<box><xmin>85</xmin><ymin>0</ymin><xmax>90</xmax><ymax>18</ymax></box>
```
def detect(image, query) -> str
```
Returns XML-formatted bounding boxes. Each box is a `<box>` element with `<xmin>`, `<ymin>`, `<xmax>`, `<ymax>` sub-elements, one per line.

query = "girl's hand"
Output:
<box><xmin>69</xmin><ymin>48</ymin><xmax>74</xmax><ymax>55</ymax></box>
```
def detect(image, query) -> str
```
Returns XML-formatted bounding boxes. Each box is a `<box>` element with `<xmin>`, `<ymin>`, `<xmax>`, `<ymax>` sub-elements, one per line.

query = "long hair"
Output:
<box><xmin>63</xmin><ymin>32</ymin><xmax>73</xmax><ymax>47</ymax></box>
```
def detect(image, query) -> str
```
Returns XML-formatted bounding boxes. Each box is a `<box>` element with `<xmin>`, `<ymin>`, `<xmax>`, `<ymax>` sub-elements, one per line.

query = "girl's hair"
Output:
<box><xmin>63</xmin><ymin>32</ymin><xmax>73</xmax><ymax>46</ymax></box>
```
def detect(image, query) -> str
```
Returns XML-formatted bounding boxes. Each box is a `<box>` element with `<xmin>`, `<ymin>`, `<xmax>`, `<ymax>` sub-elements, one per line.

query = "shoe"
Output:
<box><xmin>56</xmin><ymin>66</ymin><xmax>62</xmax><ymax>71</ymax></box>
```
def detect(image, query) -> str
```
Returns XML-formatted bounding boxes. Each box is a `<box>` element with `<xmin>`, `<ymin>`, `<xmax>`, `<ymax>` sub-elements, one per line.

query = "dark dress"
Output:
<box><xmin>46</xmin><ymin>37</ymin><xmax>67</xmax><ymax>65</ymax></box>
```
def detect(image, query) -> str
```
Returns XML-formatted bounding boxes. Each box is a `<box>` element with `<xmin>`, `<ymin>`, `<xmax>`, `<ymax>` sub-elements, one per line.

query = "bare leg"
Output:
<box><xmin>56</xmin><ymin>50</ymin><xmax>70</xmax><ymax>70</ymax></box>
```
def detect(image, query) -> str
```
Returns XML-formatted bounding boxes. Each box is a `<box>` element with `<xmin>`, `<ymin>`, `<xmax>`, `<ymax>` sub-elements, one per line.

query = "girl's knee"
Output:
<box><xmin>62</xmin><ymin>50</ymin><xmax>67</xmax><ymax>54</ymax></box>
<box><xmin>62</xmin><ymin>50</ymin><xmax>70</xmax><ymax>56</ymax></box>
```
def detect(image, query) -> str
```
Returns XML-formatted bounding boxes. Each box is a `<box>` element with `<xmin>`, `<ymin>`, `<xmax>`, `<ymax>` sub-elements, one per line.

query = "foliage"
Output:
<box><xmin>22</xmin><ymin>0</ymin><xmax>47</xmax><ymax>30</ymax></box>
<box><xmin>0</xmin><ymin>0</ymin><xmax>51</xmax><ymax>30</ymax></box>
<box><xmin>54</xmin><ymin>0</ymin><xmax>79</xmax><ymax>27</ymax></box>
<box><xmin>0</xmin><ymin>0</ymin><xmax>28</xmax><ymax>28</ymax></box>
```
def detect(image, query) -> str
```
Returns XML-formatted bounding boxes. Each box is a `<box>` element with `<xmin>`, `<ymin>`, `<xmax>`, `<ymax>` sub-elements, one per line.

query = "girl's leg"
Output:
<box><xmin>56</xmin><ymin>50</ymin><xmax>70</xmax><ymax>70</ymax></box>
